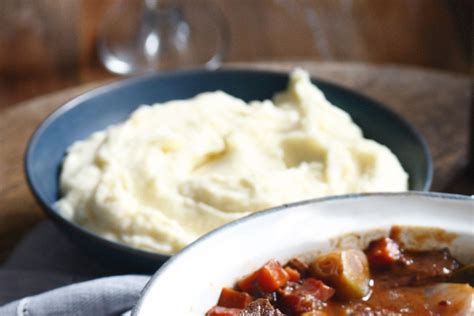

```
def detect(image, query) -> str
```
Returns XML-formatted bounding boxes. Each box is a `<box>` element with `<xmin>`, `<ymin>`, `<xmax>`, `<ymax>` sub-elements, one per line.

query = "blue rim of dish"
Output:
<box><xmin>24</xmin><ymin>67</ymin><xmax>434</xmax><ymax>269</ymax></box>
<box><xmin>132</xmin><ymin>191</ymin><xmax>472</xmax><ymax>315</ymax></box>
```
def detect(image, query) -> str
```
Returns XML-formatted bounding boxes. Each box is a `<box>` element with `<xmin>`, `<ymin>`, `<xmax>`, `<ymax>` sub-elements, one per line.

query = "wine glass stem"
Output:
<box><xmin>144</xmin><ymin>0</ymin><xmax>159</xmax><ymax>10</ymax></box>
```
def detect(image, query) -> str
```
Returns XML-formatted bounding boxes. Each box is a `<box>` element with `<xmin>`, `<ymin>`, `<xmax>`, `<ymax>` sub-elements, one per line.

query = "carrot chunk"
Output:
<box><xmin>258</xmin><ymin>260</ymin><xmax>289</xmax><ymax>293</ymax></box>
<box><xmin>217</xmin><ymin>288</ymin><xmax>252</xmax><ymax>309</ymax></box>
<box><xmin>237</xmin><ymin>270</ymin><xmax>260</xmax><ymax>293</ymax></box>
<box><xmin>237</xmin><ymin>260</ymin><xmax>289</xmax><ymax>294</ymax></box>
<box><xmin>206</xmin><ymin>306</ymin><xmax>242</xmax><ymax>316</ymax></box>
<box><xmin>284</xmin><ymin>266</ymin><xmax>301</xmax><ymax>282</ymax></box>
<box><xmin>366</xmin><ymin>237</ymin><xmax>401</xmax><ymax>268</ymax></box>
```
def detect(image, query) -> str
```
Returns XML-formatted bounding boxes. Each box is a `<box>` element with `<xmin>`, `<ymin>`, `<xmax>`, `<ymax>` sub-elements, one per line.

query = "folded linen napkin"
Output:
<box><xmin>0</xmin><ymin>221</ymin><xmax>150</xmax><ymax>315</ymax></box>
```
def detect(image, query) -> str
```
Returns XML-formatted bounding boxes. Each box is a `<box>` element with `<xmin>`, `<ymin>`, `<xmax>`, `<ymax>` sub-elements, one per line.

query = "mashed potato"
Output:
<box><xmin>56</xmin><ymin>69</ymin><xmax>408</xmax><ymax>254</ymax></box>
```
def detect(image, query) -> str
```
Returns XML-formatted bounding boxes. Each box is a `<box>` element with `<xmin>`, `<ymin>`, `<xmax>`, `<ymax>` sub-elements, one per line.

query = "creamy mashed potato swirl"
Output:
<box><xmin>56</xmin><ymin>69</ymin><xmax>408</xmax><ymax>254</ymax></box>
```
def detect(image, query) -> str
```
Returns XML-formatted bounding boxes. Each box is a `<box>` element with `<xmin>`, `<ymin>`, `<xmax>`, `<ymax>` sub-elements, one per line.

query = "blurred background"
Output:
<box><xmin>0</xmin><ymin>0</ymin><xmax>471</xmax><ymax>110</ymax></box>
<box><xmin>0</xmin><ymin>0</ymin><xmax>472</xmax><ymax>265</ymax></box>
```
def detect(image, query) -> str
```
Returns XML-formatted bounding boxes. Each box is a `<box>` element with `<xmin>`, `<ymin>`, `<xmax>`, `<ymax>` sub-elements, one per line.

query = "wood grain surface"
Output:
<box><xmin>0</xmin><ymin>62</ymin><xmax>471</xmax><ymax>263</ymax></box>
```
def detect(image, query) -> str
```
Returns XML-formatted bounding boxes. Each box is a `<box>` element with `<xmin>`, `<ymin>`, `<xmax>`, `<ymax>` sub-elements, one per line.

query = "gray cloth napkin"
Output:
<box><xmin>0</xmin><ymin>221</ymin><xmax>150</xmax><ymax>315</ymax></box>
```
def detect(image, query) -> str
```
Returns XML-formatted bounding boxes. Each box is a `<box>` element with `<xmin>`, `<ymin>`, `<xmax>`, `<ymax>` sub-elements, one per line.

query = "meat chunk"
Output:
<box><xmin>240</xmin><ymin>299</ymin><xmax>284</xmax><ymax>316</ymax></box>
<box><xmin>374</xmin><ymin>249</ymin><xmax>462</xmax><ymax>288</ymax></box>
<box><xmin>366</xmin><ymin>237</ymin><xmax>401</xmax><ymax>269</ymax></box>
<box><xmin>278</xmin><ymin>279</ymin><xmax>334</xmax><ymax>314</ymax></box>
<box><xmin>285</xmin><ymin>257</ymin><xmax>309</xmax><ymax>277</ymax></box>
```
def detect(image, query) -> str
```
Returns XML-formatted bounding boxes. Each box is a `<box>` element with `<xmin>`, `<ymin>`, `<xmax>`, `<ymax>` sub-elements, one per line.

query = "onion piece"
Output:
<box><xmin>424</xmin><ymin>283</ymin><xmax>473</xmax><ymax>316</ymax></box>
<box><xmin>309</xmin><ymin>249</ymin><xmax>370</xmax><ymax>300</ymax></box>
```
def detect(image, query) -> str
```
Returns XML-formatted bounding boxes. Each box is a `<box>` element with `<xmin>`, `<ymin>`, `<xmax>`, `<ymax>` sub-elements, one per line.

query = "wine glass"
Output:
<box><xmin>98</xmin><ymin>0</ymin><xmax>230</xmax><ymax>75</ymax></box>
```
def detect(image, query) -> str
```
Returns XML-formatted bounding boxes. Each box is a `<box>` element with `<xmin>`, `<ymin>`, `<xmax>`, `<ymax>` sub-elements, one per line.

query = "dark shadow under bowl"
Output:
<box><xmin>25</xmin><ymin>68</ymin><xmax>432</xmax><ymax>273</ymax></box>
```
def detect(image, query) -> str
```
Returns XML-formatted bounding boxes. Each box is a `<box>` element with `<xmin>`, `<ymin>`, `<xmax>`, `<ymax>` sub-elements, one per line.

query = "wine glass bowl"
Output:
<box><xmin>98</xmin><ymin>0</ymin><xmax>229</xmax><ymax>75</ymax></box>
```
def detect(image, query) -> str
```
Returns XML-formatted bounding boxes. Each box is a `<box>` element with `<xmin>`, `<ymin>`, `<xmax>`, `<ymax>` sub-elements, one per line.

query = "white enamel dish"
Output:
<box><xmin>133</xmin><ymin>192</ymin><xmax>473</xmax><ymax>316</ymax></box>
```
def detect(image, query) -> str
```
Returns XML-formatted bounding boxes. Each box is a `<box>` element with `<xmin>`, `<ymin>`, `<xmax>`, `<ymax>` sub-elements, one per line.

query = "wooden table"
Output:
<box><xmin>0</xmin><ymin>62</ymin><xmax>471</xmax><ymax>262</ymax></box>
<box><xmin>1</xmin><ymin>0</ymin><xmax>471</xmax><ymax>109</ymax></box>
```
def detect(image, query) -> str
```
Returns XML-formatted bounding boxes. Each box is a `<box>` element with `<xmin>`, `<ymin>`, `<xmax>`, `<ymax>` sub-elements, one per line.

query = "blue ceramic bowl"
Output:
<box><xmin>25</xmin><ymin>68</ymin><xmax>432</xmax><ymax>273</ymax></box>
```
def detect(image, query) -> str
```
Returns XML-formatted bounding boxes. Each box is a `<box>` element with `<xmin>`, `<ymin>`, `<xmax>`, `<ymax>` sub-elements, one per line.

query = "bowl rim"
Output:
<box><xmin>23</xmin><ymin>67</ymin><xmax>434</xmax><ymax>266</ymax></box>
<box><xmin>132</xmin><ymin>191</ymin><xmax>472</xmax><ymax>315</ymax></box>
